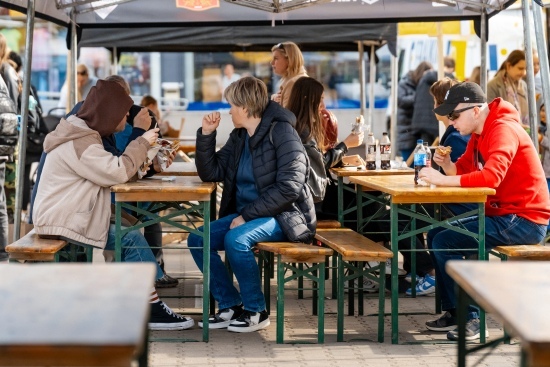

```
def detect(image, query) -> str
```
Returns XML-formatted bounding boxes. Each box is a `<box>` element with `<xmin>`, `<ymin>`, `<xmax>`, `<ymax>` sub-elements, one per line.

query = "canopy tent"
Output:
<box><xmin>0</xmin><ymin>0</ymin><xmax>518</xmax><ymax>241</ymax></box>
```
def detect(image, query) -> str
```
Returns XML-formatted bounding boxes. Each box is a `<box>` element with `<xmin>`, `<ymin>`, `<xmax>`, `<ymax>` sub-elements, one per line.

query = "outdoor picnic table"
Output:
<box><xmin>348</xmin><ymin>174</ymin><xmax>495</xmax><ymax>344</ymax></box>
<box><xmin>111</xmin><ymin>176</ymin><xmax>216</xmax><ymax>342</ymax></box>
<box><xmin>447</xmin><ymin>261</ymin><xmax>550</xmax><ymax>367</ymax></box>
<box><xmin>0</xmin><ymin>263</ymin><xmax>155</xmax><ymax>367</ymax></box>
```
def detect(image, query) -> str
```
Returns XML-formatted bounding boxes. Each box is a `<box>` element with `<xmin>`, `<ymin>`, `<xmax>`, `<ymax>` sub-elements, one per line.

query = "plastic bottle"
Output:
<box><xmin>380</xmin><ymin>132</ymin><xmax>391</xmax><ymax>170</ymax></box>
<box><xmin>423</xmin><ymin>141</ymin><xmax>432</xmax><ymax>169</ymax></box>
<box><xmin>365</xmin><ymin>132</ymin><xmax>376</xmax><ymax>170</ymax></box>
<box><xmin>413</xmin><ymin>139</ymin><xmax>426</xmax><ymax>185</ymax></box>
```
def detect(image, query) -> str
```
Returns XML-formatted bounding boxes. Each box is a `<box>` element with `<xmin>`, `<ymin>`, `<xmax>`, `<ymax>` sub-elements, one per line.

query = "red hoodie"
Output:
<box><xmin>456</xmin><ymin>98</ymin><xmax>550</xmax><ymax>225</ymax></box>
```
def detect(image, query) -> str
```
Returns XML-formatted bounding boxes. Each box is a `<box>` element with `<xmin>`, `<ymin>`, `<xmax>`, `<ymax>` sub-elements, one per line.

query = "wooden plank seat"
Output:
<box><xmin>315</xmin><ymin>228</ymin><xmax>393</xmax><ymax>342</ymax></box>
<box><xmin>6</xmin><ymin>230</ymin><xmax>69</xmax><ymax>262</ymax></box>
<box><xmin>6</xmin><ymin>230</ymin><xmax>92</xmax><ymax>263</ymax></box>
<box><xmin>316</xmin><ymin>220</ymin><xmax>342</xmax><ymax>229</ymax></box>
<box><xmin>256</xmin><ymin>242</ymin><xmax>333</xmax><ymax>344</ymax></box>
<box><xmin>488</xmin><ymin>244</ymin><xmax>550</xmax><ymax>261</ymax></box>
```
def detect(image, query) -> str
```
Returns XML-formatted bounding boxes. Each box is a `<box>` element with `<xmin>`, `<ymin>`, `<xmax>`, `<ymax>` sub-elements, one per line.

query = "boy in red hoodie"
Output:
<box><xmin>418</xmin><ymin>82</ymin><xmax>550</xmax><ymax>341</ymax></box>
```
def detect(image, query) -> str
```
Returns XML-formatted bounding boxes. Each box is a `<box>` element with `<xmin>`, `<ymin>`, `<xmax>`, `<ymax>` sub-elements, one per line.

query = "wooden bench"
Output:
<box><xmin>256</xmin><ymin>242</ymin><xmax>333</xmax><ymax>344</ymax></box>
<box><xmin>0</xmin><ymin>263</ymin><xmax>154</xmax><ymax>367</ymax></box>
<box><xmin>6</xmin><ymin>230</ymin><xmax>69</xmax><ymax>262</ymax></box>
<box><xmin>488</xmin><ymin>244</ymin><xmax>550</xmax><ymax>261</ymax></box>
<box><xmin>315</xmin><ymin>228</ymin><xmax>393</xmax><ymax>342</ymax></box>
<box><xmin>316</xmin><ymin>220</ymin><xmax>342</xmax><ymax>229</ymax></box>
<box><xmin>6</xmin><ymin>230</ymin><xmax>92</xmax><ymax>263</ymax></box>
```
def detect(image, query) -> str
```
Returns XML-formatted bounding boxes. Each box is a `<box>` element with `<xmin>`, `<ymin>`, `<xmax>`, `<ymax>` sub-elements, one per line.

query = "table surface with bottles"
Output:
<box><xmin>348</xmin><ymin>174</ymin><xmax>495</xmax><ymax>345</ymax></box>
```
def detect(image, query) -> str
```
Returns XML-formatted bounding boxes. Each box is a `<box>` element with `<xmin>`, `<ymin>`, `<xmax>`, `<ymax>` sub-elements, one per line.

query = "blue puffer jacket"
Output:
<box><xmin>195</xmin><ymin>101</ymin><xmax>316</xmax><ymax>243</ymax></box>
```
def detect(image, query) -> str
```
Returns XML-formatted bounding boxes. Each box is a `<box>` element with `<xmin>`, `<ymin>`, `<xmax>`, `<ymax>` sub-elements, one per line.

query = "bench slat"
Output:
<box><xmin>256</xmin><ymin>242</ymin><xmax>333</xmax><ymax>263</ymax></box>
<box><xmin>6</xmin><ymin>230</ymin><xmax>68</xmax><ymax>261</ymax></box>
<box><xmin>315</xmin><ymin>228</ymin><xmax>393</xmax><ymax>261</ymax></box>
<box><xmin>493</xmin><ymin>245</ymin><xmax>550</xmax><ymax>260</ymax></box>
<box><xmin>316</xmin><ymin>220</ymin><xmax>341</xmax><ymax>229</ymax></box>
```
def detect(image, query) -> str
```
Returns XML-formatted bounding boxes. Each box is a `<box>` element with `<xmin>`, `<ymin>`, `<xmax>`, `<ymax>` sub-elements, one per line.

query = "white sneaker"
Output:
<box><xmin>344</xmin><ymin>278</ymin><xmax>380</xmax><ymax>293</ymax></box>
<box><xmin>385</xmin><ymin>259</ymin><xmax>406</xmax><ymax>276</ymax></box>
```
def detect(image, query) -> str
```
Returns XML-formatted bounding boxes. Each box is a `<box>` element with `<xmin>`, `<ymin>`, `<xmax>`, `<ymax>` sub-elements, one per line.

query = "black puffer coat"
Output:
<box><xmin>195</xmin><ymin>101</ymin><xmax>316</xmax><ymax>243</ymax></box>
<box><xmin>396</xmin><ymin>73</ymin><xmax>417</xmax><ymax>151</ymax></box>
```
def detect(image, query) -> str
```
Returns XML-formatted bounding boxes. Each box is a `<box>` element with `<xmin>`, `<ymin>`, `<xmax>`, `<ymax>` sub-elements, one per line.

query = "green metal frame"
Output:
<box><xmin>353</xmin><ymin>185</ymin><xmax>487</xmax><ymax>345</ymax></box>
<box><xmin>114</xmin><ymin>199</ymin><xmax>211</xmax><ymax>343</ymax></box>
<box><xmin>260</xmin><ymin>250</ymin><xmax>326</xmax><ymax>344</ymax></box>
<box><xmin>336</xmin><ymin>256</ymin><xmax>386</xmax><ymax>343</ymax></box>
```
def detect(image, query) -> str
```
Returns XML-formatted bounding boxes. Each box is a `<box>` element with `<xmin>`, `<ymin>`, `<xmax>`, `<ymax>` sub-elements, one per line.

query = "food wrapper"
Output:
<box><xmin>341</xmin><ymin>154</ymin><xmax>366</xmax><ymax>168</ymax></box>
<box><xmin>351</xmin><ymin>115</ymin><xmax>364</xmax><ymax>134</ymax></box>
<box><xmin>138</xmin><ymin>139</ymin><xmax>180</xmax><ymax>178</ymax></box>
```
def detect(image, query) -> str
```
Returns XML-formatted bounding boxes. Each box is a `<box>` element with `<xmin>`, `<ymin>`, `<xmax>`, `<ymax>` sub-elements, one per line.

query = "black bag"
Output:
<box><xmin>269</xmin><ymin>121</ymin><xmax>328</xmax><ymax>203</ymax></box>
<box><xmin>25</xmin><ymin>87</ymin><xmax>47</xmax><ymax>154</ymax></box>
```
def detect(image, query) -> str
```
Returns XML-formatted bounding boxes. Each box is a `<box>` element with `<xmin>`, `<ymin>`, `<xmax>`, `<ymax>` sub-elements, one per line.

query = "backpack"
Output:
<box><xmin>0</xmin><ymin>76</ymin><xmax>18</xmax><ymax>157</ymax></box>
<box><xmin>269</xmin><ymin>121</ymin><xmax>328</xmax><ymax>203</ymax></box>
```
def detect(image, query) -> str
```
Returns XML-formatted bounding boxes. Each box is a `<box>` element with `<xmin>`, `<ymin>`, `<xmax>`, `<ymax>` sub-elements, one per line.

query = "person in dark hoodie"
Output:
<box><xmin>32</xmin><ymin>80</ymin><xmax>194</xmax><ymax>331</ymax></box>
<box><xmin>188</xmin><ymin>76</ymin><xmax>316</xmax><ymax>333</ymax></box>
<box><xmin>419</xmin><ymin>82</ymin><xmax>550</xmax><ymax>341</ymax></box>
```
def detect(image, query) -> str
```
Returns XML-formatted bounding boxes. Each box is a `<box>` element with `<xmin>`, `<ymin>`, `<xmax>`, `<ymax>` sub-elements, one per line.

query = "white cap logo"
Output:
<box><xmin>464</xmin><ymin>97</ymin><xmax>470</xmax><ymax>101</ymax></box>
<box><xmin>444</xmin><ymin>90</ymin><xmax>450</xmax><ymax>100</ymax></box>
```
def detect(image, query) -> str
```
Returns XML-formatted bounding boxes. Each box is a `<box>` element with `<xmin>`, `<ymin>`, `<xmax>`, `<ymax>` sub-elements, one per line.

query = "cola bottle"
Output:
<box><xmin>380</xmin><ymin>132</ymin><xmax>391</xmax><ymax>170</ymax></box>
<box><xmin>365</xmin><ymin>132</ymin><xmax>376</xmax><ymax>170</ymax></box>
<box><xmin>413</xmin><ymin>139</ymin><xmax>426</xmax><ymax>185</ymax></box>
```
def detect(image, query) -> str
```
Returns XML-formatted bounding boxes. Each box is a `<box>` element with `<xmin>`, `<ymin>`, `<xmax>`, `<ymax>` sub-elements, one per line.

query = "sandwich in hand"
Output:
<box><xmin>436</xmin><ymin>146</ymin><xmax>452</xmax><ymax>156</ymax></box>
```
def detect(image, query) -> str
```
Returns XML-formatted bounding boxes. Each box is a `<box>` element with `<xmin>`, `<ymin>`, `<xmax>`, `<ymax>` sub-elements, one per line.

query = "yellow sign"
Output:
<box><xmin>398</xmin><ymin>21</ymin><xmax>473</xmax><ymax>36</ymax></box>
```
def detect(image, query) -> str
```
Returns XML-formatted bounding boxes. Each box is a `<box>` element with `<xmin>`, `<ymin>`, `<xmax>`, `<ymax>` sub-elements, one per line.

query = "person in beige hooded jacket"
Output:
<box><xmin>32</xmin><ymin>80</ymin><xmax>195</xmax><ymax>331</ymax></box>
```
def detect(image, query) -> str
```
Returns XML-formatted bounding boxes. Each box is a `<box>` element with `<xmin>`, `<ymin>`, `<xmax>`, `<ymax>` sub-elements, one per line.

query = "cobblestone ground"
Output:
<box><xmin>146</xmin><ymin>247</ymin><xmax>521</xmax><ymax>367</ymax></box>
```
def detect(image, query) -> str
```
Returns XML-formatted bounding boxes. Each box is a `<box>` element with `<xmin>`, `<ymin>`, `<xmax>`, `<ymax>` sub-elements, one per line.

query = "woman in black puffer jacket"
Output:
<box><xmin>188</xmin><ymin>76</ymin><xmax>315</xmax><ymax>333</ymax></box>
<box><xmin>397</xmin><ymin>61</ymin><xmax>432</xmax><ymax>161</ymax></box>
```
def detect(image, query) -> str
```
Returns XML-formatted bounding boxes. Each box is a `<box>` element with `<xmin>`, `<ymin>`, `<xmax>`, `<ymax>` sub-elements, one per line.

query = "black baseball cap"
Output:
<box><xmin>433</xmin><ymin>82</ymin><xmax>487</xmax><ymax>116</ymax></box>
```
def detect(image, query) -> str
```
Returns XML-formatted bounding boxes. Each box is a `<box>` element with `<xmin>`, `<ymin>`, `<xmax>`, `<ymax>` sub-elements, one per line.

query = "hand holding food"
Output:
<box><xmin>436</xmin><ymin>146</ymin><xmax>452</xmax><ymax>156</ymax></box>
<box><xmin>142</xmin><ymin>128</ymin><xmax>159</xmax><ymax>146</ymax></box>
<box><xmin>351</xmin><ymin>115</ymin><xmax>364</xmax><ymax>134</ymax></box>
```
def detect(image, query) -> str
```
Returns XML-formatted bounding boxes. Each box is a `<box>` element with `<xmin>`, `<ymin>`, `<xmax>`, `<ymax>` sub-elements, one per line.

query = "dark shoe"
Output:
<box><xmin>199</xmin><ymin>304</ymin><xmax>244</xmax><ymax>329</ymax></box>
<box><xmin>227</xmin><ymin>310</ymin><xmax>270</xmax><ymax>333</ymax></box>
<box><xmin>149</xmin><ymin>301</ymin><xmax>194</xmax><ymax>330</ymax></box>
<box><xmin>155</xmin><ymin>273</ymin><xmax>179</xmax><ymax>288</ymax></box>
<box><xmin>447</xmin><ymin>318</ymin><xmax>489</xmax><ymax>341</ymax></box>
<box><xmin>425</xmin><ymin>311</ymin><xmax>457</xmax><ymax>332</ymax></box>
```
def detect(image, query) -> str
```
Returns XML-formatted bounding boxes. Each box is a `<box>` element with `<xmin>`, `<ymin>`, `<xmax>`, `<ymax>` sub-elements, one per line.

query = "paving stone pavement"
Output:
<box><xmin>148</xmin><ymin>247</ymin><xmax>521</xmax><ymax>367</ymax></box>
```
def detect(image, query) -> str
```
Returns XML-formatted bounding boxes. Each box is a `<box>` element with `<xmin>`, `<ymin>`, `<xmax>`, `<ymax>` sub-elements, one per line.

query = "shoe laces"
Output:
<box><xmin>160</xmin><ymin>301</ymin><xmax>185</xmax><ymax>320</ymax></box>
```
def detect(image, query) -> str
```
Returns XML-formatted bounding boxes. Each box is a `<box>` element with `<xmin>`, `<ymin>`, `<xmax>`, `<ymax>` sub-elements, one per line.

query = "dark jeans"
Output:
<box><xmin>428</xmin><ymin>214</ymin><xmax>546</xmax><ymax>320</ymax></box>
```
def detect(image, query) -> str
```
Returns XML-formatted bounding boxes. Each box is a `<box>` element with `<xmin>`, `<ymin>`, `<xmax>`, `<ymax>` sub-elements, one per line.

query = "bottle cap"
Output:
<box><xmin>417</xmin><ymin>139</ymin><xmax>423</xmax><ymax>144</ymax></box>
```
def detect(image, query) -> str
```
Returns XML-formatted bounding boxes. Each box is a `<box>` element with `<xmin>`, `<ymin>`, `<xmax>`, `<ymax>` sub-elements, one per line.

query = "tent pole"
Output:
<box><xmin>532</xmin><ymin>1</ymin><xmax>550</xmax><ymax>151</ymax></box>
<box><xmin>480</xmin><ymin>9</ymin><xmax>487</xmax><ymax>92</ymax></box>
<box><xmin>369</xmin><ymin>43</ymin><xmax>376</xmax><ymax>136</ymax></box>
<box><xmin>70</xmin><ymin>8</ymin><xmax>78</xmax><ymax>108</ymax></box>
<box><xmin>389</xmin><ymin>52</ymin><xmax>398</xmax><ymax>160</ymax></box>
<box><xmin>358</xmin><ymin>42</ymin><xmax>365</xmax><ymax>118</ymax></box>
<box><xmin>13</xmin><ymin>0</ymin><xmax>35</xmax><ymax>241</ymax></box>
<box><xmin>522</xmin><ymin>0</ymin><xmax>538</xmax><ymax>147</ymax></box>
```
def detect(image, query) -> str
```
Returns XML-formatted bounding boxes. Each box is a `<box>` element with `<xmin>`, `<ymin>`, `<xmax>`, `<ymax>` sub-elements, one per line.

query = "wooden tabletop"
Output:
<box><xmin>0</xmin><ymin>263</ymin><xmax>155</xmax><ymax>366</ymax></box>
<box><xmin>447</xmin><ymin>261</ymin><xmax>550</xmax><ymax>366</ymax></box>
<box><xmin>111</xmin><ymin>176</ymin><xmax>216</xmax><ymax>202</ymax></box>
<box><xmin>156</xmin><ymin>161</ymin><xmax>198</xmax><ymax>176</ymax></box>
<box><xmin>331</xmin><ymin>167</ymin><xmax>414</xmax><ymax>177</ymax></box>
<box><xmin>349</xmin><ymin>174</ymin><xmax>495</xmax><ymax>204</ymax></box>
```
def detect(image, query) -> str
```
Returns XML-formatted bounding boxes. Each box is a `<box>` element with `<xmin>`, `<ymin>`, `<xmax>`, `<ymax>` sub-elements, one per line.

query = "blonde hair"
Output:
<box><xmin>271</xmin><ymin>41</ymin><xmax>305</xmax><ymax>79</ymax></box>
<box><xmin>224</xmin><ymin>76</ymin><xmax>268</xmax><ymax>118</ymax></box>
<box><xmin>0</xmin><ymin>34</ymin><xmax>10</xmax><ymax>65</ymax></box>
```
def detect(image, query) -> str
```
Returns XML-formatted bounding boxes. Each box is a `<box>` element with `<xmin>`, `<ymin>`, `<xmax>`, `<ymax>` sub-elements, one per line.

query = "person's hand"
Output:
<box><xmin>271</xmin><ymin>93</ymin><xmax>282</xmax><ymax>104</ymax></box>
<box><xmin>142</xmin><ymin>128</ymin><xmax>159</xmax><ymax>146</ymax></box>
<box><xmin>165</xmin><ymin>149</ymin><xmax>176</xmax><ymax>168</ymax></box>
<box><xmin>202</xmin><ymin>112</ymin><xmax>221</xmax><ymax>135</ymax></box>
<box><xmin>229</xmin><ymin>215</ymin><xmax>246</xmax><ymax>229</ymax></box>
<box><xmin>134</xmin><ymin>107</ymin><xmax>152</xmax><ymax>130</ymax></box>
<box><xmin>343</xmin><ymin>131</ymin><xmax>364</xmax><ymax>149</ymax></box>
<box><xmin>418</xmin><ymin>167</ymin><xmax>444</xmax><ymax>186</ymax></box>
<box><xmin>432</xmin><ymin>148</ymin><xmax>452</xmax><ymax>170</ymax></box>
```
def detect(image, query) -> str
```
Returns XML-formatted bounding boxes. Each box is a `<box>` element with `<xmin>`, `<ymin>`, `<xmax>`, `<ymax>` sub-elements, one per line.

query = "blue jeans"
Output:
<box><xmin>188</xmin><ymin>213</ymin><xmax>286</xmax><ymax>312</ymax></box>
<box><xmin>105</xmin><ymin>224</ymin><xmax>164</xmax><ymax>280</ymax></box>
<box><xmin>428</xmin><ymin>214</ymin><xmax>546</xmax><ymax>320</ymax></box>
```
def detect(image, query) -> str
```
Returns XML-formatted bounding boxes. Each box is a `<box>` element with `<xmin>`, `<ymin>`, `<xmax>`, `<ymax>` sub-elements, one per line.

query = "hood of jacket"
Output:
<box><xmin>249</xmin><ymin>100</ymin><xmax>296</xmax><ymax>149</ymax></box>
<box><xmin>482</xmin><ymin>98</ymin><xmax>521</xmax><ymax>134</ymax></box>
<box><xmin>44</xmin><ymin>115</ymin><xmax>100</xmax><ymax>153</ymax></box>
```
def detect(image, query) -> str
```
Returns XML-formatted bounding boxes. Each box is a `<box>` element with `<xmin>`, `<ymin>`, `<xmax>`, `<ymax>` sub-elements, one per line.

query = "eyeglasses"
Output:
<box><xmin>447</xmin><ymin>105</ymin><xmax>482</xmax><ymax>121</ymax></box>
<box><xmin>77</xmin><ymin>71</ymin><xmax>88</xmax><ymax>76</ymax></box>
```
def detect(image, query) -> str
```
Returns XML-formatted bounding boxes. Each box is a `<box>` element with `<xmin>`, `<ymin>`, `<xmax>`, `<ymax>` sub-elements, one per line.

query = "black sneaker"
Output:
<box><xmin>227</xmin><ymin>310</ymin><xmax>270</xmax><ymax>333</ymax></box>
<box><xmin>425</xmin><ymin>311</ymin><xmax>457</xmax><ymax>331</ymax></box>
<box><xmin>155</xmin><ymin>273</ymin><xmax>179</xmax><ymax>288</ymax></box>
<box><xmin>446</xmin><ymin>318</ymin><xmax>489</xmax><ymax>341</ymax></box>
<box><xmin>149</xmin><ymin>301</ymin><xmax>194</xmax><ymax>330</ymax></box>
<box><xmin>198</xmin><ymin>304</ymin><xmax>244</xmax><ymax>329</ymax></box>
